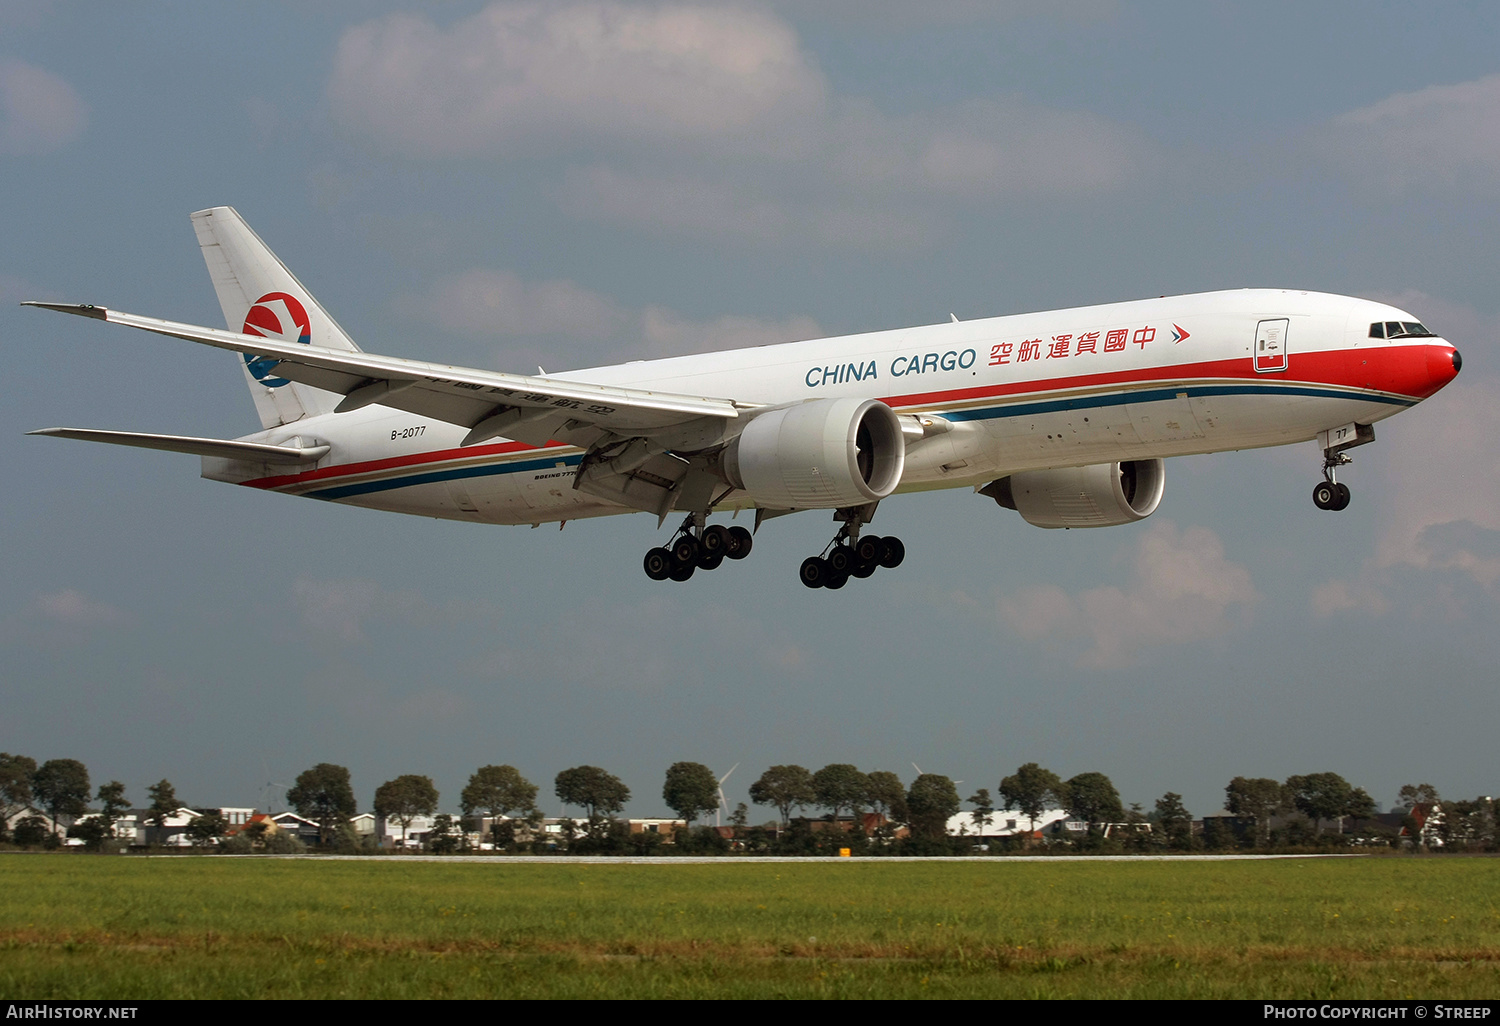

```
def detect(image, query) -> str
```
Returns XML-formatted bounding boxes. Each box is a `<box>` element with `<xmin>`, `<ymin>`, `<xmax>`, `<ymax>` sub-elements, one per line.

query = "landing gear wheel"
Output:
<box><xmin>825</xmin><ymin>571</ymin><xmax>849</xmax><ymax>590</ymax></box>
<box><xmin>1313</xmin><ymin>480</ymin><xmax>1337</xmax><ymax>510</ymax></box>
<box><xmin>643</xmin><ymin>547</ymin><xmax>673</xmax><ymax>581</ymax></box>
<box><xmin>878</xmin><ymin>536</ymin><xmax>905</xmax><ymax>568</ymax></box>
<box><xmin>697</xmin><ymin>549</ymin><xmax>725</xmax><ymax>571</ymax></box>
<box><xmin>854</xmin><ymin>535</ymin><xmax>881</xmax><ymax>564</ymax></box>
<box><xmin>799</xmin><ymin>556</ymin><xmax>827</xmax><ymax>589</ymax></box>
<box><xmin>726</xmin><ymin>525</ymin><xmax>753</xmax><ymax>559</ymax></box>
<box><xmin>851</xmin><ymin>560</ymin><xmax>877</xmax><ymax>579</ymax></box>
<box><xmin>1333</xmin><ymin>483</ymin><xmax>1351</xmax><ymax>511</ymax></box>
<box><xmin>827</xmin><ymin>547</ymin><xmax>852</xmax><ymax>575</ymax></box>
<box><xmin>671</xmin><ymin>534</ymin><xmax>701</xmax><ymax>565</ymax></box>
<box><xmin>669</xmin><ymin>559</ymin><xmax>696</xmax><ymax>582</ymax></box>
<box><xmin>701</xmin><ymin>524</ymin><xmax>729</xmax><ymax>557</ymax></box>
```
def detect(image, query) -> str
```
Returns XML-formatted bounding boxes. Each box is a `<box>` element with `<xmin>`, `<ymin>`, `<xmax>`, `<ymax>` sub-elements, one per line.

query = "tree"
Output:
<box><xmin>1284</xmin><ymin>772</ymin><xmax>1358</xmax><ymax>833</ymax></box>
<box><xmin>287</xmin><ymin>763</ymin><xmax>357</xmax><ymax>846</ymax></box>
<box><xmin>999</xmin><ymin>763</ymin><xmax>1065</xmax><ymax>836</ymax></box>
<box><xmin>460</xmin><ymin>765</ymin><xmax>539</xmax><ymax>831</ymax></box>
<box><xmin>96</xmin><ymin>781</ymin><xmax>129</xmax><ymax>837</ymax></box>
<box><xmin>554</xmin><ymin>766</ymin><xmax>630</xmax><ymax>834</ymax></box>
<box><xmin>32</xmin><ymin>759</ymin><xmax>90</xmax><ymax>835</ymax></box>
<box><xmin>662</xmin><ymin>762</ymin><xmax>719</xmax><ymax>825</ymax></box>
<box><xmin>13</xmin><ymin>815</ymin><xmax>49</xmax><ymax>848</ymax></box>
<box><xmin>906</xmin><ymin>774</ymin><xmax>961</xmax><ymax>840</ymax></box>
<box><xmin>1397</xmin><ymin>783</ymin><xmax>1440</xmax><ymax>810</ymax></box>
<box><xmin>428</xmin><ymin>813</ymin><xmax>460</xmax><ymax>854</ymax></box>
<box><xmin>812</xmin><ymin>764</ymin><xmax>871</xmax><ymax>821</ymax></box>
<box><xmin>374</xmin><ymin>775</ymin><xmax>439</xmax><ymax>846</ymax></box>
<box><xmin>1064</xmin><ymin>772</ymin><xmax>1124</xmax><ymax>832</ymax></box>
<box><xmin>187</xmin><ymin>810</ymin><xmax>227</xmax><ymax>848</ymax></box>
<box><xmin>0</xmin><ymin>753</ymin><xmax>37</xmax><ymax>824</ymax></box>
<box><xmin>747</xmin><ymin>765</ymin><xmax>815</xmax><ymax>826</ymax></box>
<box><xmin>867</xmin><ymin>771</ymin><xmax>908</xmax><ymax>823</ymax></box>
<box><xmin>1154</xmin><ymin>792</ymin><xmax>1193</xmax><ymax>850</ymax></box>
<box><xmin>967</xmin><ymin>788</ymin><xmax>995</xmax><ymax>834</ymax></box>
<box><xmin>1225</xmin><ymin>777</ymin><xmax>1286</xmax><ymax>846</ymax></box>
<box><xmin>147</xmin><ymin>779</ymin><xmax>179</xmax><ymax>831</ymax></box>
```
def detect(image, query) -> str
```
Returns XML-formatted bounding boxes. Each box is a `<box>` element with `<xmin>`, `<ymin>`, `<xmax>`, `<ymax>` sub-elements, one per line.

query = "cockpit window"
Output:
<box><xmin>1369</xmin><ymin>321</ymin><xmax>1435</xmax><ymax>339</ymax></box>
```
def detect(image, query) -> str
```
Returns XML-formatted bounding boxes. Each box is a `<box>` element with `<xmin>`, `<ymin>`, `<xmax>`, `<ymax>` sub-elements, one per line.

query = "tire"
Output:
<box><xmin>671</xmin><ymin>535</ymin><xmax>701</xmax><ymax>565</ymax></box>
<box><xmin>1313</xmin><ymin>481</ymin><xmax>1336</xmax><ymax>510</ymax></box>
<box><xmin>855</xmin><ymin>535</ymin><xmax>881</xmax><ymax>564</ymax></box>
<box><xmin>669</xmin><ymin>560</ymin><xmax>695</xmax><ymax>582</ymax></box>
<box><xmin>1333</xmin><ymin>482</ymin><xmax>1351</xmax><ymax>511</ymax></box>
<box><xmin>879</xmin><ymin>536</ymin><xmax>905</xmax><ymax>569</ymax></box>
<box><xmin>828</xmin><ymin>546</ymin><xmax>852</xmax><ymax>574</ymax></box>
<box><xmin>825</xmin><ymin>571</ymin><xmax>849</xmax><ymax>590</ymax></box>
<box><xmin>799</xmin><ymin>556</ymin><xmax>827</xmax><ymax>589</ymax></box>
<box><xmin>698</xmin><ymin>549</ymin><xmax>725</xmax><ymax>571</ymax></box>
<box><xmin>726</xmin><ymin>525</ymin><xmax>753</xmax><ymax>559</ymax></box>
<box><xmin>851</xmin><ymin>560</ymin><xmax>876</xmax><ymax>579</ymax></box>
<box><xmin>643</xmin><ymin>547</ymin><xmax>673</xmax><ymax>581</ymax></box>
<box><xmin>702</xmin><ymin>524</ymin><xmax>729</xmax><ymax>556</ymax></box>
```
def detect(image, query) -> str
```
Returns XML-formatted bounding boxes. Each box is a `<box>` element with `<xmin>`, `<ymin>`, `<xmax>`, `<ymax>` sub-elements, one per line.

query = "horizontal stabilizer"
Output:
<box><xmin>28</xmin><ymin>428</ymin><xmax>328</xmax><ymax>464</ymax></box>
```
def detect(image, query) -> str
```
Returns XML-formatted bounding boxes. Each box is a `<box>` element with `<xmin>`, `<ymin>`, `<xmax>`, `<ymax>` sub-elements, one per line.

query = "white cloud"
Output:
<box><xmin>329</xmin><ymin>2</ymin><xmax>825</xmax><ymax>157</ymax></box>
<box><xmin>35</xmin><ymin>589</ymin><xmax>124</xmax><ymax>626</ymax></box>
<box><xmin>1322</xmin><ymin>73</ymin><xmax>1500</xmax><ymax>192</ymax></box>
<box><xmin>639</xmin><ymin>305</ymin><xmax>821</xmax><ymax>358</ymax></box>
<box><xmin>998</xmin><ymin>522</ymin><xmax>1257</xmax><ymax>668</ymax></box>
<box><xmin>0</xmin><ymin>58</ymin><xmax>86</xmax><ymax>155</ymax></box>
<box><xmin>1375</xmin><ymin>373</ymin><xmax>1500</xmax><ymax>589</ymax></box>
<box><xmin>291</xmin><ymin>577</ymin><xmax>419</xmax><ymax>643</ymax></box>
<box><xmin>428</xmin><ymin>269</ymin><xmax>629</xmax><ymax>339</ymax></box>
<box><xmin>419</xmin><ymin>266</ymin><xmax>823</xmax><ymax>361</ymax></box>
<box><xmin>328</xmin><ymin>2</ymin><xmax>1160</xmax><ymax>248</ymax></box>
<box><xmin>1309</xmin><ymin>578</ymin><xmax>1390</xmax><ymax>619</ymax></box>
<box><xmin>832</xmin><ymin>97</ymin><xmax>1153</xmax><ymax>200</ymax></box>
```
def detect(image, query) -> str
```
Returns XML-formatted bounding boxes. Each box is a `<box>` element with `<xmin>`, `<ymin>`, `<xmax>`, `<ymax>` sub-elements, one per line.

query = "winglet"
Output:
<box><xmin>21</xmin><ymin>301</ymin><xmax>107</xmax><ymax>320</ymax></box>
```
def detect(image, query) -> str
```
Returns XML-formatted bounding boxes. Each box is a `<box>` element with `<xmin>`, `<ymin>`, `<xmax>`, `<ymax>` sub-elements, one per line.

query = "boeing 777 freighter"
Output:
<box><xmin>26</xmin><ymin>208</ymin><xmax>1461</xmax><ymax>589</ymax></box>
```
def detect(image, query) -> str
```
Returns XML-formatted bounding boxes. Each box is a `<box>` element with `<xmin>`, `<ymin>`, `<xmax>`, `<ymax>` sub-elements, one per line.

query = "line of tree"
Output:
<box><xmin>4</xmin><ymin>750</ymin><xmax>1493</xmax><ymax>855</ymax></box>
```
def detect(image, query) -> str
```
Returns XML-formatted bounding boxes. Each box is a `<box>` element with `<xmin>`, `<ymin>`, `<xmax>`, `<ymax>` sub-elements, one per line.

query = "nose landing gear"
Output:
<box><xmin>1311</xmin><ymin>423</ymin><xmax>1374</xmax><ymax>512</ymax></box>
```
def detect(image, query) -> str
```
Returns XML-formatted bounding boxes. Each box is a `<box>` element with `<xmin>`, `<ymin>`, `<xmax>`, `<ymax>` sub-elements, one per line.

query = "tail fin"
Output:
<box><xmin>191</xmin><ymin>206</ymin><xmax>361</xmax><ymax>429</ymax></box>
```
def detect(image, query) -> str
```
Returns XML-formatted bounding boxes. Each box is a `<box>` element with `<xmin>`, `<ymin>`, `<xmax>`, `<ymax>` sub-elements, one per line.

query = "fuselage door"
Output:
<box><xmin>1254</xmin><ymin>318</ymin><xmax>1290</xmax><ymax>373</ymax></box>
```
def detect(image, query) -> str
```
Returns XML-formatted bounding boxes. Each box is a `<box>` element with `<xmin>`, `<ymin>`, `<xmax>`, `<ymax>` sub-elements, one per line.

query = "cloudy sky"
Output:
<box><xmin>4</xmin><ymin>1</ymin><xmax>1498</xmax><ymax>823</ymax></box>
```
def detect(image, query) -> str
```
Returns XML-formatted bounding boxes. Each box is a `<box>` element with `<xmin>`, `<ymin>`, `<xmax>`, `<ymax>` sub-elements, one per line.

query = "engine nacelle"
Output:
<box><xmin>721</xmin><ymin>397</ymin><xmax>905</xmax><ymax>509</ymax></box>
<box><xmin>981</xmin><ymin>459</ymin><xmax>1165</xmax><ymax>529</ymax></box>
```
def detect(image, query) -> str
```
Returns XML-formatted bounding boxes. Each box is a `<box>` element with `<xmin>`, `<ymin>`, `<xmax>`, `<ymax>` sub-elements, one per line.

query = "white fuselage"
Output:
<box><xmin>207</xmin><ymin>289</ymin><xmax>1458</xmax><ymax>526</ymax></box>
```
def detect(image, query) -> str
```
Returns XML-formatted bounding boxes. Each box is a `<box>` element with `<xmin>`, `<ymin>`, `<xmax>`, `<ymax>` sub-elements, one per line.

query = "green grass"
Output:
<box><xmin>2</xmin><ymin>855</ymin><xmax>1497</xmax><ymax>998</ymax></box>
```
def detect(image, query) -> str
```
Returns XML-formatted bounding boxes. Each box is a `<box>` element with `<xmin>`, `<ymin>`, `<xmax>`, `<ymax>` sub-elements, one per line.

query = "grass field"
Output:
<box><xmin>1</xmin><ymin>854</ymin><xmax>1497</xmax><ymax>999</ymax></box>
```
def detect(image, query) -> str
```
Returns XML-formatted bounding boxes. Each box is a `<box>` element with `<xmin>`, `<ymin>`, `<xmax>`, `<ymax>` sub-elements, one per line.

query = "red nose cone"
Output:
<box><xmin>1424</xmin><ymin>345</ymin><xmax>1461</xmax><ymax>397</ymax></box>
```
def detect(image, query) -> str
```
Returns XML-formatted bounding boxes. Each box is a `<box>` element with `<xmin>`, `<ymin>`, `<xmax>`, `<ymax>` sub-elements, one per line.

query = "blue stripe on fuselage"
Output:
<box><xmin>296</xmin><ymin>382</ymin><xmax>1412</xmax><ymax>500</ymax></box>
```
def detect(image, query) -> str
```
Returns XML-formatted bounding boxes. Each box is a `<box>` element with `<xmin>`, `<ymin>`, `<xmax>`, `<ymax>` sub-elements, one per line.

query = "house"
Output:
<box><xmin>945</xmin><ymin>808</ymin><xmax>1071</xmax><ymax>841</ymax></box>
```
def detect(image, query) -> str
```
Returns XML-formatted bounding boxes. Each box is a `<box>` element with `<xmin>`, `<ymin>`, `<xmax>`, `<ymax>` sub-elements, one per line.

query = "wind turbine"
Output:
<box><xmin>715</xmin><ymin>763</ymin><xmax>739</xmax><ymax>827</ymax></box>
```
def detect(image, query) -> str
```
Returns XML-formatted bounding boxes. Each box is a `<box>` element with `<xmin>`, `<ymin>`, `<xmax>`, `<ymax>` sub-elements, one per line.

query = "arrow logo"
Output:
<box><xmin>1172</xmin><ymin>323</ymin><xmax>1190</xmax><ymax>344</ymax></box>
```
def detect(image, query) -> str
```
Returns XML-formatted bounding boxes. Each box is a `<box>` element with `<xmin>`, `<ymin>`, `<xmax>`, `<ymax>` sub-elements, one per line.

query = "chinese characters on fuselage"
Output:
<box><xmin>802</xmin><ymin>325</ymin><xmax>1159</xmax><ymax>388</ymax></box>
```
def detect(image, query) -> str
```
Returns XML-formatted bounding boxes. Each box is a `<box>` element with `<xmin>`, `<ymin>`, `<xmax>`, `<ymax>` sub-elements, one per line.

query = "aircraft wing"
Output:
<box><xmin>25</xmin><ymin>303</ymin><xmax>744</xmax><ymax>447</ymax></box>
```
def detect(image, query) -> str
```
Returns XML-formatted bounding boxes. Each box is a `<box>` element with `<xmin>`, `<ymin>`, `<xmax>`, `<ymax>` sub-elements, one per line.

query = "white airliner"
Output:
<box><xmin>26</xmin><ymin>207</ymin><xmax>1460</xmax><ymax>589</ymax></box>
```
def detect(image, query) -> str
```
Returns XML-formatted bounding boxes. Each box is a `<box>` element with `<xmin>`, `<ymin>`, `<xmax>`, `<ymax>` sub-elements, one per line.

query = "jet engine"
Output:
<box><xmin>980</xmin><ymin>459</ymin><xmax>1165</xmax><ymax>529</ymax></box>
<box><xmin>720</xmin><ymin>397</ymin><xmax>905</xmax><ymax>509</ymax></box>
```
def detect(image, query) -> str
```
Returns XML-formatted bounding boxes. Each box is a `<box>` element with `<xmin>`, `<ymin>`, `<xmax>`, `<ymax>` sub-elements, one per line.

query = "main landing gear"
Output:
<box><xmin>643</xmin><ymin>514</ymin><xmax>753</xmax><ymax>582</ymax></box>
<box><xmin>799</xmin><ymin>508</ymin><xmax>904</xmax><ymax>590</ymax></box>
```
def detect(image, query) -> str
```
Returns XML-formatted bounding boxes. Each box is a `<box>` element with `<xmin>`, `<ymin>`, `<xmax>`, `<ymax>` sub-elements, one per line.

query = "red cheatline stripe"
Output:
<box><xmin>244</xmin><ymin>344</ymin><xmax>1445</xmax><ymax>492</ymax></box>
<box><xmin>244</xmin><ymin>439</ymin><xmax>564</xmax><ymax>490</ymax></box>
